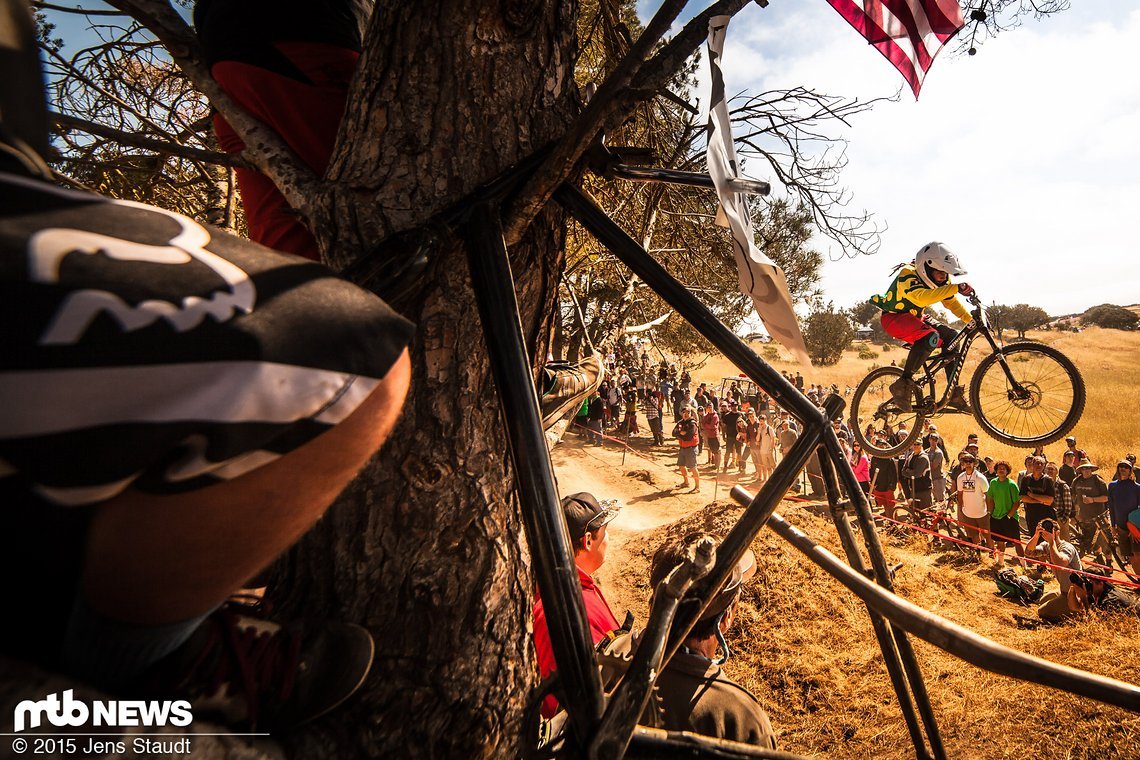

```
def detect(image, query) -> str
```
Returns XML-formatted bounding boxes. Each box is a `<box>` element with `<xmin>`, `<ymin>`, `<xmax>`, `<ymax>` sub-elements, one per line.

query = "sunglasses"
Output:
<box><xmin>583</xmin><ymin>499</ymin><xmax>619</xmax><ymax>533</ymax></box>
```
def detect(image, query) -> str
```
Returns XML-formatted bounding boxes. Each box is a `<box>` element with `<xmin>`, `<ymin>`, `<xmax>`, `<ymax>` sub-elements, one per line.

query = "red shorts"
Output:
<box><xmin>881</xmin><ymin>312</ymin><xmax>938</xmax><ymax>345</ymax></box>
<box><xmin>872</xmin><ymin>489</ymin><xmax>897</xmax><ymax>508</ymax></box>
<box><xmin>212</xmin><ymin>42</ymin><xmax>359</xmax><ymax>261</ymax></box>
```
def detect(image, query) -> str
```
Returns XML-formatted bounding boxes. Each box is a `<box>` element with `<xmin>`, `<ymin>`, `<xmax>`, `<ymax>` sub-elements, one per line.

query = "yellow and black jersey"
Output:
<box><xmin>869</xmin><ymin>265</ymin><xmax>971</xmax><ymax>322</ymax></box>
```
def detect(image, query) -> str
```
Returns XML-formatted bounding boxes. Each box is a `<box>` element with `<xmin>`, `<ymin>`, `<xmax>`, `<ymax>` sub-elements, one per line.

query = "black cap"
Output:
<box><xmin>561</xmin><ymin>492</ymin><xmax>621</xmax><ymax>543</ymax></box>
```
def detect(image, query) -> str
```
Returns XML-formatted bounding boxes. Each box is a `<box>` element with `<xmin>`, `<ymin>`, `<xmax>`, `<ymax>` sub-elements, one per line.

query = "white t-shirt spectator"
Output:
<box><xmin>956</xmin><ymin>469</ymin><xmax>990</xmax><ymax>518</ymax></box>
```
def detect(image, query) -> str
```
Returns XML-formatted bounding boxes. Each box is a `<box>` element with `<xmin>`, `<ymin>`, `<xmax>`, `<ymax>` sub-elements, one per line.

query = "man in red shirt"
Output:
<box><xmin>533</xmin><ymin>492</ymin><xmax>622</xmax><ymax>718</ymax></box>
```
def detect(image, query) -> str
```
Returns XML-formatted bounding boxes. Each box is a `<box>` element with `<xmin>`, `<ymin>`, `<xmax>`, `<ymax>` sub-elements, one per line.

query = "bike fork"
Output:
<box><xmin>979</xmin><ymin>330</ymin><xmax>1029</xmax><ymax>396</ymax></box>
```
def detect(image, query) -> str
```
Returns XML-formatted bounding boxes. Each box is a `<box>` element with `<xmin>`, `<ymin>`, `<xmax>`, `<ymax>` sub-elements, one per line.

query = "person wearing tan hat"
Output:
<box><xmin>533</xmin><ymin>492</ymin><xmax>623</xmax><ymax>718</ymax></box>
<box><xmin>1071</xmin><ymin>460</ymin><xmax>1109</xmax><ymax>544</ymax></box>
<box><xmin>632</xmin><ymin>533</ymin><xmax>778</xmax><ymax>748</ymax></box>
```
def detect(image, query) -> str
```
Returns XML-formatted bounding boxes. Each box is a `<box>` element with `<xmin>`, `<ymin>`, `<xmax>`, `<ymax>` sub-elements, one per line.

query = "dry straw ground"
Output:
<box><xmin>614</xmin><ymin>502</ymin><xmax>1140</xmax><ymax>759</ymax></box>
<box><xmin>556</xmin><ymin>326</ymin><xmax>1140</xmax><ymax>758</ymax></box>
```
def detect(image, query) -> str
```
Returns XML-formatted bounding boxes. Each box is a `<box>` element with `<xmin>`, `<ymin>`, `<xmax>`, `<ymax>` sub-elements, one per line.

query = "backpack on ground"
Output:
<box><xmin>995</xmin><ymin>567</ymin><xmax>1044</xmax><ymax>605</ymax></box>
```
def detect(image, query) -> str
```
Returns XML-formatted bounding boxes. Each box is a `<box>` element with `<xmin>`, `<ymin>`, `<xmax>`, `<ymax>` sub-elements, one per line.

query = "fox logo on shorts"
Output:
<box><xmin>28</xmin><ymin>200</ymin><xmax>255</xmax><ymax>346</ymax></box>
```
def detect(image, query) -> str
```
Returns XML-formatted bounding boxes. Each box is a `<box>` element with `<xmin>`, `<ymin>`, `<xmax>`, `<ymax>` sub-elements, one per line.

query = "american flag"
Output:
<box><xmin>825</xmin><ymin>0</ymin><xmax>966</xmax><ymax>97</ymax></box>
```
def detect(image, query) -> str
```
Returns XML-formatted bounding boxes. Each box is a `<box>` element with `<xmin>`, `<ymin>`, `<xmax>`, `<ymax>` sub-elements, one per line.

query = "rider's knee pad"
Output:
<box><xmin>925</xmin><ymin>332</ymin><xmax>942</xmax><ymax>349</ymax></box>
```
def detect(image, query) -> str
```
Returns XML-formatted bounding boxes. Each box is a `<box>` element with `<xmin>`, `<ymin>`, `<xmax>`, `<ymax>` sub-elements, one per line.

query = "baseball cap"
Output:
<box><xmin>1118</xmin><ymin>460</ymin><xmax>1135</xmax><ymax>471</ymax></box>
<box><xmin>650</xmin><ymin>533</ymin><xmax>757</xmax><ymax>622</ymax></box>
<box><xmin>1065</xmin><ymin>435</ymin><xmax>1076</xmax><ymax>443</ymax></box>
<box><xmin>561</xmin><ymin>492</ymin><xmax>621</xmax><ymax>543</ymax></box>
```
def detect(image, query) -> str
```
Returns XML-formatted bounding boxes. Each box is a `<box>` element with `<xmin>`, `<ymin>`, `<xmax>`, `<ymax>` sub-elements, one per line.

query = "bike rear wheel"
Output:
<box><xmin>851</xmin><ymin>366</ymin><xmax>925</xmax><ymax>457</ymax></box>
<box><xmin>968</xmin><ymin>342</ymin><xmax>1085</xmax><ymax>447</ymax></box>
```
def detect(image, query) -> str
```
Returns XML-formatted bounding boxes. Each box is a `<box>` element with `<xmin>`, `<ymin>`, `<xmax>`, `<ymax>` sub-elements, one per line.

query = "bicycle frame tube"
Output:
<box><xmin>462</xmin><ymin>208</ymin><xmax>606</xmax><ymax>745</ymax></box>
<box><xmin>728</xmin><ymin>487</ymin><xmax>1140</xmax><ymax>713</ymax></box>
<box><xmin>919</xmin><ymin>324</ymin><xmax>978</xmax><ymax>406</ymax></box>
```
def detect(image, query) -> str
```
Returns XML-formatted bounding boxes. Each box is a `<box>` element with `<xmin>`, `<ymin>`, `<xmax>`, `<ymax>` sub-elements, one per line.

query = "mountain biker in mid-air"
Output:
<box><xmin>868</xmin><ymin>242</ymin><xmax>976</xmax><ymax>412</ymax></box>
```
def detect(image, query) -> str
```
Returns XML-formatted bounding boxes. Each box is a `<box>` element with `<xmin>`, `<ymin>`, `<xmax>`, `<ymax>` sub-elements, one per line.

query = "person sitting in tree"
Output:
<box><xmin>868</xmin><ymin>242</ymin><xmax>975</xmax><ymax>412</ymax></box>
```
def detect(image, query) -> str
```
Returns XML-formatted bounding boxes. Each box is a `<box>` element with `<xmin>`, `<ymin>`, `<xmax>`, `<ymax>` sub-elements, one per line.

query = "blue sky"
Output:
<box><xmin>639</xmin><ymin>0</ymin><xmax>1140</xmax><ymax>317</ymax></box>
<box><xmin>43</xmin><ymin>2</ymin><xmax>1138</xmax><ymax>316</ymax></box>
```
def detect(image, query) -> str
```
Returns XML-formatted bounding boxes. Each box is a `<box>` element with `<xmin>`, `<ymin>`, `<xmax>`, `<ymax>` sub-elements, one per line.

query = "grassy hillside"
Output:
<box><xmin>690</xmin><ymin>326</ymin><xmax>1140</xmax><ymax>468</ymax></box>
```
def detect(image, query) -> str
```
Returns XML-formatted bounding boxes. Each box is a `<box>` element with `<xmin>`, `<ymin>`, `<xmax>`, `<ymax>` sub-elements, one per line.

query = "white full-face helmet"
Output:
<box><xmin>914</xmin><ymin>242</ymin><xmax>966</xmax><ymax>289</ymax></box>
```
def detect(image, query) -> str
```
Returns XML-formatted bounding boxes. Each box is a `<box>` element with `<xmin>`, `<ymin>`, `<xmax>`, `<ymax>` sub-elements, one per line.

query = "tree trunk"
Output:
<box><xmin>271</xmin><ymin>2</ymin><xmax>579</xmax><ymax>757</ymax></box>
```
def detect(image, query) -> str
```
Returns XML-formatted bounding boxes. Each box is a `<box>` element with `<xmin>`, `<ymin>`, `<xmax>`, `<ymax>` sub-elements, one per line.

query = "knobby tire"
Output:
<box><xmin>968</xmin><ymin>342</ymin><xmax>1085</xmax><ymax>447</ymax></box>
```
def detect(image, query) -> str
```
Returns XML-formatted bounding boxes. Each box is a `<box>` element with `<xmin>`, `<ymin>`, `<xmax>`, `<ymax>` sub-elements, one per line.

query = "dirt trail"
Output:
<box><xmin>550</xmin><ymin>431</ymin><xmax>784</xmax><ymax>618</ymax></box>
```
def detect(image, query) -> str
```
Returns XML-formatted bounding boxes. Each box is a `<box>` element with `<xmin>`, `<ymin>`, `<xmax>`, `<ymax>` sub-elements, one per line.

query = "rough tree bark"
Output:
<box><xmin>270</xmin><ymin>2</ymin><xmax>579</xmax><ymax>757</ymax></box>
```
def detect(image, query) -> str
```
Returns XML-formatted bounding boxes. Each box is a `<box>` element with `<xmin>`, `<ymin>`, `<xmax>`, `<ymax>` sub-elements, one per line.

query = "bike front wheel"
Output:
<box><xmin>850</xmin><ymin>366</ymin><xmax>925</xmax><ymax>457</ymax></box>
<box><xmin>969</xmin><ymin>342</ymin><xmax>1085</xmax><ymax>447</ymax></box>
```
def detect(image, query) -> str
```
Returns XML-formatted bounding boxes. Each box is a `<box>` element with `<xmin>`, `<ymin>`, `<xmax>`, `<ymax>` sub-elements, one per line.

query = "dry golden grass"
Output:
<box><xmin>688</xmin><ymin>326</ymin><xmax>1140</xmax><ymax>468</ymax></box>
<box><xmin>615</xmin><ymin>501</ymin><xmax>1140</xmax><ymax>759</ymax></box>
<box><xmin>593</xmin><ymin>327</ymin><xmax>1139</xmax><ymax>755</ymax></box>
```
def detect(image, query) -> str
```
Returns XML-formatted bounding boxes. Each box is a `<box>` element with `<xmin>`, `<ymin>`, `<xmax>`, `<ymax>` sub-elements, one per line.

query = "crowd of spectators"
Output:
<box><xmin>869</xmin><ymin>427</ymin><xmax>1140</xmax><ymax>624</ymax></box>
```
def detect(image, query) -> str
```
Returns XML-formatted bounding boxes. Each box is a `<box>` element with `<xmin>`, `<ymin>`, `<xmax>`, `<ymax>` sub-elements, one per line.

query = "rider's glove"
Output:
<box><xmin>957</xmin><ymin>283</ymin><xmax>975</xmax><ymax>298</ymax></box>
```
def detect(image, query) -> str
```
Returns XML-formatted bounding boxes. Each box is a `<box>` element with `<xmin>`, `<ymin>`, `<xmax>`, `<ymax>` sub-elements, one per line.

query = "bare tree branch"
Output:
<box><xmin>31</xmin><ymin>1</ymin><xmax>127</xmax><ymax>16</ymax></box>
<box><xmin>101</xmin><ymin>0</ymin><xmax>322</xmax><ymax>220</ymax></box>
<box><xmin>49</xmin><ymin>110</ymin><xmax>241</xmax><ymax>166</ymax></box>
<box><xmin>501</xmin><ymin>0</ymin><xmax>690</xmax><ymax>245</ymax></box>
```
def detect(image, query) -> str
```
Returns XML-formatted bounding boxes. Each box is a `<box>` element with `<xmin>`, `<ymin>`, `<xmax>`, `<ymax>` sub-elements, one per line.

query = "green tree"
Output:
<box><xmin>803</xmin><ymin>303</ymin><xmax>854</xmax><ymax>366</ymax></box>
<box><xmin>1005</xmin><ymin>303</ymin><xmax>1051</xmax><ymax>338</ymax></box>
<box><xmin>985</xmin><ymin>304</ymin><xmax>1013</xmax><ymax>340</ymax></box>
<box><xmin>847</xmin><ymin>299</ymin><xmax>879</xmax><ymax>328</ymax></box>
<box><xmin>1081</xmin><ymin>303</ymin><xmax>1139</xmax><ymax>330</ymax></box>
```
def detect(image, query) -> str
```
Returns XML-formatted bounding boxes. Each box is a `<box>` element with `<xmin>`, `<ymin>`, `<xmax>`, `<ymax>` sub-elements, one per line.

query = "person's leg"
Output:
<box><xmin>979</xmin><ymin>514</ymin><xmax>992</xmax><ymax>549</ymax></box>
<box><xmin>881</xmin><ymin>313</ymin><xmax>938</xmax><ymax>409</ymax></box>
<box><xmin>78</xmin><ymin>349</ymin><xmax>410</xmax><ymax>626</ymax></box>
<box><xmin>957</xmin><ymin>506</ymin><xmax>976</xmax><ymax>544</ymax></box>
<box><xmin>1025</xmin><ymin>510</ymin><xmax>1040</xmax><ymax>539</ymax></box>
<box><xmin>1037</xmin><ymin>591</ymin><xmax>1069</xmax><ymax>623</ymax></box>
<box><xmin>1116</xmin><ymin>527</ymin><xmax>1138</xmax><ymax>575</ymax></box>
<box><xmin>690</xmin><ymin>466</ymin><xmax>700</xmax><ymax>492</ymax></box>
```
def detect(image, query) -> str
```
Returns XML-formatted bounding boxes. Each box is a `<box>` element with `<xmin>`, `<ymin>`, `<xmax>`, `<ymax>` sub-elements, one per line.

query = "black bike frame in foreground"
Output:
<box><xmin>456</xmin><ymin>180</ymin><xmax>1140</xmax><ymax>759</ymax></box>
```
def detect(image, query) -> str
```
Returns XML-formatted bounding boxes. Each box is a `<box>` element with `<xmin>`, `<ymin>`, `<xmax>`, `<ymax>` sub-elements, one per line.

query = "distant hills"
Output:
<box><xmin>1048</xmin><ymin>303</ymin><xmax>1140</xmax><ymax>327</ymax></box>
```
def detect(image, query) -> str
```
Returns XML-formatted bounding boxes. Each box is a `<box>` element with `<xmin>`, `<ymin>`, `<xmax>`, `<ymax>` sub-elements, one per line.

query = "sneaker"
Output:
<box><xmin>888</xmin><ymin>376</ymin><xmax>915</xmax><ymax>411</ymax></box>
<box><xmin>137</xmin><ymin>605</ymin><xmax>374</xmax><ymax>733</ymax></box>
<box><xmin>945</xmin><ymin>384</ymin><xmax>972</xmax><ymax>414</ymax></box>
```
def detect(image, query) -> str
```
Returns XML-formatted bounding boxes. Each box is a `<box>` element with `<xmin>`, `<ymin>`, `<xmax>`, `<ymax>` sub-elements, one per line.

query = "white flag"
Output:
<box><xmin>706</xmin><ymin>15</ymin><xmax>810</xmax><ymax>366</ymax></box>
